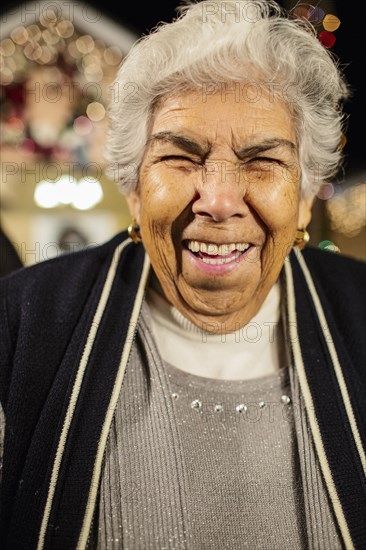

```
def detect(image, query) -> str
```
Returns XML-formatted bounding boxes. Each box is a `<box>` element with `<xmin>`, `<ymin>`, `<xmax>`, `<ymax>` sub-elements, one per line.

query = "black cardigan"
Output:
<box><xmin>0</xmin><ymin>230</ymin><xmax>365</xmax><ymax>549</ymax></box>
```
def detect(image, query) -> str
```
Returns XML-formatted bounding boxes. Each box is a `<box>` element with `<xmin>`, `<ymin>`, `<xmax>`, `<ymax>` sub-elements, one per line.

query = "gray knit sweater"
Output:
<box><xmin>87</xmin><ymin>301</ymin><xmax>343</xmax><ymax>549</ymax></box>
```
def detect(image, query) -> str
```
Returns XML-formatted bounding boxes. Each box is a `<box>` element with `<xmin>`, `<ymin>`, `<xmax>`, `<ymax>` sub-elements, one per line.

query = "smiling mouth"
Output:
<box><xmin>184</xmin><ymin>239</ymin><xmax>253</xmax><ymax>265</ymax></box>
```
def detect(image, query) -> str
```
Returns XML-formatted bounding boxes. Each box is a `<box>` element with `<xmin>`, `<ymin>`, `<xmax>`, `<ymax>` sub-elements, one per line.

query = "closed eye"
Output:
<box><xmin>158</xmin><ymin>155</ymin><xmax>202</xmax><ymax>171</ymax></box>
<box><xmin>242</xmin><ymin>157</ymin><xmax>285</xmax><ymax>167</ymax></box>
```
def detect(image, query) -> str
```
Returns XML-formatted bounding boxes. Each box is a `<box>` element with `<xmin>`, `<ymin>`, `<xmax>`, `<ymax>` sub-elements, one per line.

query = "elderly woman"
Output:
<box><xmin>1</xmin><ymin>1</ymin><xmax>365</xmax><ymax>549</ymax></box>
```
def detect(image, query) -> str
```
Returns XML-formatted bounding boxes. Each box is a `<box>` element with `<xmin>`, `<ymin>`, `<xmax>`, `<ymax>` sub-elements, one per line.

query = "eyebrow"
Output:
<box><xmin>148</xmin><ymin>132</ymin><xmax>295</xmax><ymax>160</ymax></box>
<box><xmin>148</xmin><ymin>131</ymin><xmax>211</xmax><ymax>159</ymax></box>
<box><xmin>234</xmin><ymin>138</ymin><xmax>296</xmax><ymax>160</ymax></box>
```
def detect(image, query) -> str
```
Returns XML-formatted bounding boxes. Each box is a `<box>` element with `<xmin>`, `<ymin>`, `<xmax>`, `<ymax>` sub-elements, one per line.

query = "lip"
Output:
<box><xmin>183</xmin><ymin>244</ymin><xmax>256</xmax><ymax>275</ymax></box>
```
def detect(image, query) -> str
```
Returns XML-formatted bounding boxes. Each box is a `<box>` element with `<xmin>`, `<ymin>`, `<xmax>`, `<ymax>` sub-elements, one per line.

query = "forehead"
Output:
<box><xmin>150</xmin><ymin>86</ymin><xmax>296</xmax><ymax>145</ymax></box>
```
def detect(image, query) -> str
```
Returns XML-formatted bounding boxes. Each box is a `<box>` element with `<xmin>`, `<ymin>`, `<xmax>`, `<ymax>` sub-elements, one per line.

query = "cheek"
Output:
<box><xmin>246</xmin><ymin>169</ymin><xmax>300</xmax><ymax>231</ymax></box>
<box><xmin>139</xmin><ymin>199</ymin><xmax>178</xmax><ymax>279</ymax></box>
<box><xmin>139</xmin><ymin>167</ymin><xmax>195</xmax><ymax>227</ymax></box>
<box><xmin>138</xmin><ymin>169</ymin><xmax>193</xmax><ymax>275</ymax></box>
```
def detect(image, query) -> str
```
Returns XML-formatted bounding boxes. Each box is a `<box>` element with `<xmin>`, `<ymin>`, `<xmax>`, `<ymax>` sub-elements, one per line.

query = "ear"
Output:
<box><xmin>298</xmin><ymin>193</ymin><xmax>316</xmax><ymax>228</ymax></box>
<box><xmin>125</xmin><ymin>191</ymin><xmax>141</xmax><ymax>225</ymax></box>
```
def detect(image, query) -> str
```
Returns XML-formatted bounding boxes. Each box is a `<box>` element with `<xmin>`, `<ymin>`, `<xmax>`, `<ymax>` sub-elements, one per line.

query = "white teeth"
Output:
<box><xmin>236</xmin><ymin>243</ymin><xmax>250</xmax><ymax>252</ymax></box>
<box><xmin>187</xmin><ymin>240</ymin><xmax>200</xmax><ymax>252</ymax></box>
<box><xmin>200</xmin><ymin>251</ymin><xmax>242</xmax><ymax>265</ymax></box>
<box><xmin>218</xmin><ymin>243</ymin><xmax>235</xmax><ymax>256</ymax></box>
<box><xmin>187</xmin><ymin>240</ymin><xmax>250</xmax><ymax>256</ymax></box>
<box><xmin>207</xmin><ymin>243</ymin><xmax>218</xmax><ymax>255</ymax></box>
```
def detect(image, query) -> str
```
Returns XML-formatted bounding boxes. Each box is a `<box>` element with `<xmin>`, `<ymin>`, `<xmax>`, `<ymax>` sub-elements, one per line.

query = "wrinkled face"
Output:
<box><xmin>126</xmin><ymin>87</ymin><xmax>313</xmax><ymax>332</ymax></box>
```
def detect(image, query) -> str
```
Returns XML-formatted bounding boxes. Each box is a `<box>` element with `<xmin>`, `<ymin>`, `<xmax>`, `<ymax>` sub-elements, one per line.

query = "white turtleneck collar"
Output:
<box><xmin>145</xmin><ymin>274</ymin><xmax>284</xmax><ymax>381</ymax></box>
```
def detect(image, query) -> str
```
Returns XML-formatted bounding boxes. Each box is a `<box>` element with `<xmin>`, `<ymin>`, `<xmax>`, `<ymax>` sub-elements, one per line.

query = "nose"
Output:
<box><xmin>192</xmin><ymin>161</ymin><xmax>249</xmax><ymax>222</ymax></box>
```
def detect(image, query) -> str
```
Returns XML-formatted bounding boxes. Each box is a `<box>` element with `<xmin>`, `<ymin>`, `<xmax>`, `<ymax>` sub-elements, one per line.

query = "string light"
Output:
<box><xmin>0</xmin><ymin>38</ymin><xmax>16</xmax><ymax>56</ymax></box>
<box><xmin>1</xmin><ymin>15</ymin><xmax>123</xmax><ymax>89</ymax></box>
<box><xmin>104</xmin><ymin>46</ymin><xmax>122</xmax><ymax>66</ymax></box>
<box><xmin>323</xmin><ymin>14</ymin><xmax>341</xmax><ymax>32</ymax></box>
<box><xmin>318</xmin><ymin>30</ymin><xmax>336</xmax><ymax>48</ymax></box>
<box><xmin>317</xmin><ymin>183</ymin><xmax>335</xmax><ymax>201</ymax></box>
<box><xmin>307</xmin><ymin>6</ymin><xmax>325</xmax><ymax>25</ymax></box>
<box><xmin>73</xmin><ymin>116</ymin><xmax>93</xmax><ymax>136</ymax></box>
<box><xmin>56</xmin><ymin>20</ymin><xmax>74</xmax><ymax>38</ymax></box>
<box><xmin>318</xmin><ymin>240</ymin><xmax>340</xmax><ymax>253</ymax></box>
<box><xmin>0</xmin><ymin>10</ymin><xmax>124</xmax><ymax>162</ymax></box>
<box><xmin>86</xmin><ymin>102</ymin><xmax>106</xmax><ymax>122</ymax></box>
<box><xmin>290</xmin><ymin>4</ymin><xmax>341</xmax><ymax>49</ymax></box>
<box><xmin>10</xmin><ymin>27</ymin><xmax>28</xmax><ymax>45</ymax></box>
<box><xmin>34</xmin><ymin>177</ymin><xmax>104</xmax><ymax>210</ymax></box>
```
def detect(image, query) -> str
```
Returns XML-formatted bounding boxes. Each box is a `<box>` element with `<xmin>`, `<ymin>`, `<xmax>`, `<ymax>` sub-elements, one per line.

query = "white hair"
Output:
<box><xmin>104</xmin><ymin>0</ymin><xmax>349</xmax><ymax>198</ymax></box>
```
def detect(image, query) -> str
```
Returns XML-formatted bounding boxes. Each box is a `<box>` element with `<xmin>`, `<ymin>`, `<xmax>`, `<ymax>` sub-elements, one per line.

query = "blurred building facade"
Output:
<box><xmin>1</xmin><ymin>0</ymin><xmax>136</xmax><ymax>266</ymax></box>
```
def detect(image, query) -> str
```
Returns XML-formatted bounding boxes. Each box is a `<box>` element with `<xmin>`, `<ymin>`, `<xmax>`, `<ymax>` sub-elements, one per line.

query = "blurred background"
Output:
<box><xmin>1</xmin><ymin>0</ymin><xmax>365</xmax><ymax>275</ymax></box>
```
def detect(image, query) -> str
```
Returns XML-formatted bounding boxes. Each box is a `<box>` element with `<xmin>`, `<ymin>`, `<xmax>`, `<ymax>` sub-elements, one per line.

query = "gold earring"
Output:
<box><xmin>294</xmin><ymin>227</ymin><xmax>310</xmax><ymax>249</ymax></box>
<box><xmin>128</xmin><ymin>219</ymin><xmax>142</xmax><ymax>244</ymax></box>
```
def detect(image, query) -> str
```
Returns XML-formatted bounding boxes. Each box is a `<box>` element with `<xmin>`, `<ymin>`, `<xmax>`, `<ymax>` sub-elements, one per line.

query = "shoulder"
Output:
<box><xmin>0</xmin><ymin>230</ymin><xmax>139</xmax><ymax>351</ymax></box>
<box><xmin>0</xmin><ymin>230</ymin><xmax>144</xmax><ymax>407</ymax></box>
<box><xmin>302</xmin><ymin>245</ymin><xmax>366</xmax><ymax>273</ymax></box>
<box><xmin>301</xmin><ymin>246</ymin><xmax>366</xmax><ymax>300</ymax></box>
<box><xmin>299</xmin><ymin>247</ymin><xmax>365</xmax><ymax>374</ymax></box>
<box><xmin>0</xmin><ymin>230</ymin><xmax>129</xmax><ymax>298</ymax></box>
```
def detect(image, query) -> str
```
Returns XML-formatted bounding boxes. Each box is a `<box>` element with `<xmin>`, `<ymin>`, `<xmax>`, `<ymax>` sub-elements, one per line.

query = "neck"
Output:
<box><xmin>149</xmin><ymin>271</ymin><xmax>279</xmax><ymax>334</ymax></box>
<box><xmin>146</xmin><ymin>273</ymin><xmax>282</xmax><ymax>379</ymax></box>
<box><xmin>148</xmin><ymin>270</ymin><xmax>280</xmax><ymax>335</ymax></box>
